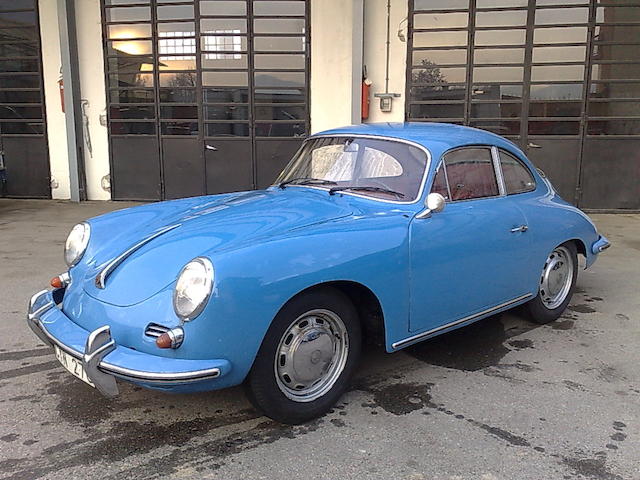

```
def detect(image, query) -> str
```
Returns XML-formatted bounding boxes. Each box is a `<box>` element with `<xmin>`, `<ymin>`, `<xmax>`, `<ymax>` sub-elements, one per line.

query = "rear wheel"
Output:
<box><xmin>524</xmin><ymin>242</ymin><xmax>578</xmax><ymax>324</ymax></box>
<box><xmin>245</xmin><ymin>287</ymin><xmax>361</xmax><ymax>424</ymax></box>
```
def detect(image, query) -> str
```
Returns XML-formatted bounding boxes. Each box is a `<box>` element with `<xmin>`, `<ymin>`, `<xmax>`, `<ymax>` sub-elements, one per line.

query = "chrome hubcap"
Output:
<box><xmin>539</xmin><ymin>246</ymin><xmax>574</xmax><ymax>310</ymax></box>
<box><xmin>274</xmin><ymin>309</ymin><xmax>349</xmax><ymax>402</ymax></box>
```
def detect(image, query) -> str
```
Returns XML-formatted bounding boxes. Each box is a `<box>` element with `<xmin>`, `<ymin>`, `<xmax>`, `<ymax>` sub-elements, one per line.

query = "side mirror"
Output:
<box><xmin>416</xmin><ymin>192</ymin><xmax>446</xmax><ymax>219</ymax></box>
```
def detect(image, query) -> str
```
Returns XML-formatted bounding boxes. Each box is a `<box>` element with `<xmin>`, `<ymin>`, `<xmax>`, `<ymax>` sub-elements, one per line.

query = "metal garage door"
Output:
<box><xmin>101</xmin><ymin>0</ymin><xmax>310</xmax><ymax>201</ymax></box>
<box><xmin>406</xmin><ymin>0</ymin><xmax>640</xmax><ymax>210</ymax></box>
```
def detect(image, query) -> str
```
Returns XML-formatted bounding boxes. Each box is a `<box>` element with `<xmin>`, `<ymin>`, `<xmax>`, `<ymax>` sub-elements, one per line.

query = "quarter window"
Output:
<box><xmin>432</xmin><ymin>147</ymin><xmax>499</xmax><ymax>201</ymax></box>
<box><xmin>499</xmin><ymin>150</ymin><xmax>536</xmax><ymax>194</ymax></box>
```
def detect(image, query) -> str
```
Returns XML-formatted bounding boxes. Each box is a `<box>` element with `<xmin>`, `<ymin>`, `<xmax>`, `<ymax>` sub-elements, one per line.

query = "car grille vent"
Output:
<box><xmin>145</xmin><ymin>323</ymin><xmax>170</xmax><ymax>339</ymax></box>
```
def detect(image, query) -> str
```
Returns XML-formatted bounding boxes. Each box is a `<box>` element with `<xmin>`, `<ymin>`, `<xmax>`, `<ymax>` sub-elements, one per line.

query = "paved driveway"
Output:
<box><xmin>0</xmin><ymin>199</ymin><xmax>638</xmax><ymax>480</ymax></box>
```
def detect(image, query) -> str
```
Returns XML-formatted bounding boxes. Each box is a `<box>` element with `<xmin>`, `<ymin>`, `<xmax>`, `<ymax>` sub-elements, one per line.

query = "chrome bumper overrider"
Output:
<box><xmin>27</xmin><ymin>289</ymin><xmax>223</xmax><ymax>397</ymax></box>
<box><xmin>592</xmin><ymin>235</ymin><xmax>611</xmax><ymax>255</ymax></box>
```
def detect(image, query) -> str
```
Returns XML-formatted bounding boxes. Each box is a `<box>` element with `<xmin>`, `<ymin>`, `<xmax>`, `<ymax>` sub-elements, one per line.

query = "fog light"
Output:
<box><xmin>50</xmin><ymin>272</ymin><xmax>70</xmax><ymax>288</ymax></box>
<box><xmin>156</xmin><ymin>327</ymin><xmax>184</xmax><ymax>349</ymax></box>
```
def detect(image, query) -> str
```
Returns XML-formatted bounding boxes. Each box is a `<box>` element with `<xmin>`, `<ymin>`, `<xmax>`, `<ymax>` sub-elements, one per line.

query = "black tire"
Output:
<box><xmin>524</xmin><ymin>241</ymin><xmax>578</xmax><ymax>324</ymax></box>
<box><xmin>245</xmin><ymin>287</ymin><xmax>361</xmax><ymax>425</ymax></box>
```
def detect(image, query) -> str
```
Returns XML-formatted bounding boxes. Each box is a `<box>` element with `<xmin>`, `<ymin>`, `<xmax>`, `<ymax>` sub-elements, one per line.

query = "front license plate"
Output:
<box><xmin>54</xmin><ymin>345</ymin><xmax>95</xmax><ymax>388</ymax></box>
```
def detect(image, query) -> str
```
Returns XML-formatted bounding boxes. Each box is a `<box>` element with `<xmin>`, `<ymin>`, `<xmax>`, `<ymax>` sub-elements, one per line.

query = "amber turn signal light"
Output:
<box><xmin>50</xmin><ymin>276</ymin><xmax>64</xmax><ymax>288</ymax></box>
<box><xmin>156</xmin><ymin>333</ymin><xmax>172</xmax><ymax>349</ymax></box>
<box><xmin>155</xmin><ymin>327</ymin><xmax>184</xmax><ymax>349</ymax></box>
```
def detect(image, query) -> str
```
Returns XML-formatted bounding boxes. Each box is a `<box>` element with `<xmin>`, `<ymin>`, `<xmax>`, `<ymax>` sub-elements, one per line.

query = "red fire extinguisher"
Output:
<box><xmin>58</xmin><ymin>77</ymin><xmax>65</xmax><ymax>113</ymax></box>
<box><xmin>362</xmin><ymin>78</ymin><xmax>372</xmax><ymax>120</ymax></box>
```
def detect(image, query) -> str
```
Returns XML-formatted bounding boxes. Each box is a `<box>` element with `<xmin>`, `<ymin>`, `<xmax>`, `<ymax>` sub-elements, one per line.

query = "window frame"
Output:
<box><xmin>496</xmin><ymin>147</ymin><xmax>537</xmax><ymax>195</ymax></box>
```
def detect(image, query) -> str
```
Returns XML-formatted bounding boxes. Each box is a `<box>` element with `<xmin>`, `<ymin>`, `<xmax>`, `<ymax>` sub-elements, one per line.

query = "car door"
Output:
<box><xmin>408</xmin><ymin>146</ymin><xmax>532</xmax><ymax>334</ymax></box>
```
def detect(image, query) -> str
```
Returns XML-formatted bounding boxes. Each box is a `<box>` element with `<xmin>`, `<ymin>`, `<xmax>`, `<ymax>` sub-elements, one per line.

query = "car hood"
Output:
<box><xmin>78</xmin><ymin>188</ymin><xmax>353</xmax><ymax>307</ymax></box>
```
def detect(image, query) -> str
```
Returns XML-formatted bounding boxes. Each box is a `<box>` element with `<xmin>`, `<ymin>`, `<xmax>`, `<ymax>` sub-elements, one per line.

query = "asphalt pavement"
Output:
<box><xmin>0</xmin><ymin>199</ymin><xmax>638</xmax><ymax>480</ymax></box>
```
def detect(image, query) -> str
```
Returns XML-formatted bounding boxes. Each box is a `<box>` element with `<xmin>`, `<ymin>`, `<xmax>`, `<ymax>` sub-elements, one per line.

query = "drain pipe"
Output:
<box><xmin>374</xmin><ymin>0</ymin><xmax>400</xmax><ymax>113</ymax></box>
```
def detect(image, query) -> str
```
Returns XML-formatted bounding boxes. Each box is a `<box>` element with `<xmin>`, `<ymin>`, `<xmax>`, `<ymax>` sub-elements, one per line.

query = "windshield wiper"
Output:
<box><xmin>278</xmin><ymin>177</ymin><xmax>337</xmax><ymax>189</ymax></box>
<box><xmin>328</xmin><ymin>185</ymin><xmax>405</xmax><ymax>199</ymax></box>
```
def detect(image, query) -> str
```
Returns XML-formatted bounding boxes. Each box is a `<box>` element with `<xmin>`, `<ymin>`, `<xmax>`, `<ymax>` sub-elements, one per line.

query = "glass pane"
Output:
<box><xmin>414</xmin><ymin>0</ymin><xmax>469</xmax><ymax>9</ymax></box>
<box><xmin>201</xmin><ymin>34</ymin><xmax>247</xmax><ymax>54</ymax></box>
<box><xmin>410</xmin><ymin>84</ymin><xmax>466</xmax><ymax>102</ymax></box>
<box><xmin>475</xmin><ymin>29</ymin><xmax>526</xmax><ymax>46</ymax></box>
<box><xmin>157</xmin><ymin>5</ymin><xmax>194</xmax><ymax>21</ymax></box>
<box><xmin>160</xmin><ymin>87</ymin><xmax>196</xmax><ymax>103</ymax></box>
<box><xmin>591</xmin><ymin>63</ymin><xmax>640</xmax><ymax>83</ymax></box>
<box><xmin>537</xmin><ymin>0</ymin><xmax>588</xmax><ymax>4</ymax></box>
<box><xmin>160</xmin><ymin>105</ymin><xmax>197</xmax><ymax>119</ymax></box>
<box><xmin>255</xmin><ymin>105</ymin><xmax>306</xmax><ymax>120</ymax></box>
<box><xmin>499</xmin><ymin>150</ymin><xmax>535</xmax><ymax>195</ymax></box>
<box><xmin>474</xmin><ymin>48</ymin><xmax>524</xmax><ymax>64</ymax></box>
<box><xmin>594</xmin><ymin>25</ymin><xmax>640</xmax><ymax>44</ymax></box>
<box><xmin>203</xmin><ymin>87</ymin><xmax>249</xmax><ymax>103</ymax></box>
<box><xmin>0</xmin><ymin>11</ymin><xmax>36</xmax><ymax>25</ymax></box>
<box><xmin>413</xmin><ymin>31</ymin><xmax>467</xmax><ymax>48</ymax></box>
<box><xmin>530</xmin><ymin>83</ymin><xmax>583</xmax><ymax>100</ymax></box>
<box><xmin>533</xmin><ymin>26</ymin><xmax>587</xmax><ymax>44</ymax></box>
<box><xmin>473</xmin><ymin>66</ymin><xmax>524</xmax><ymax>82</ymax></box>
<box><xmin>109</xmin><ymin>105</ymin><xmax>155</xmax><ymax>120</ymax></box>
<box><xmin>105</xmin><ymin>0</ymin><xmax>149</xmax><ymax>4</ymax></box>
<box><xmin>588</xmin><ymin>120</ymin><xmax>640</xmax><ymax>135</ymax></box>
<box><xmin>0</xmin><ymin>122</ymin><xmax>43</xmax><ymax>134</ymax></box>
<box><xmin>590</xmin><ymin>82</ymin><xmax>640</xmax><ymax>100</ymax></box>
<box><xmin>202</xmin><ymin>54</ymin><xmax>247</xmax><ymax>69</ymax></box>
<box><xmin>108</xmin><ymin>57</ymin><xmax>153</xmax><ymax>74</ymax></box>
<box><xmin>157</xmin><ymin>22</ymin><xmax>195</xmax><ymax>36</ymax></box>
<box><xmin>588</xmin><ymin>100</ymin><xmax>640</xmax><ymax>118</ymax></box>
<box><xmin>254</xmin><ymin>89</ymin><xmax>304</xmax><ymax>103</ymax></box>
<box><xmin>0</xmin><ymin>0</ymin><xmax>35</xmax><ymax>9</ymax></box>
<box><xmin>477</xmin><ymin>0</ymin><xmax>527</xmax><ymax>6</ymax></box>
<box><xmin>0</xmin><ymin>43</ymin><xmax>38</xmax><ymax>58</ymax></box>
<box><xmin>204</xmin><ymin>105</ymin><xmax>248</xmax><ymax>120</ymax></box>
<box><xmin>254</xmin><ymin>71</ymin><xmax>305</xmax><ymax>88</ymax></box>
<box><xmin>159</xmin><ymin>72</ymin><xmax>196</xmax><ymax>87</ymax></box>
<box><xmin>529</xmin><ymin>101</ymin><xmax>582</xmax><ymax>117</ymax></box>
<box><xmin>105</xmin><ymin>7</ymin><xmax>150</xmax><ymax>22</ymax></box>
<box><xmin>476</xmin><ymin>10</ymin><xmax>527</xmax><ymax>27</ymax></box>
<box><xmin>199</xmin><ymin>1</ymin><xmax>246</xmax><ymax>16</ymax></box>
<box><xmin>201</xmin><ymin>18</ymin><xmax>247</xmax><ymax>33</ymax></box>
<box><xmin>473</xmin><ymin>84</ymin><xmax>523</xmax><ymax>100</ymax></box>
<box><xmin>0</xmin><ymin>90</ymin><xmax>40</xmax><ymax>103</ymax></box>
<box><xmin>531</xmin><ymin>65</ymin><xmax>585</xmax><ymax>82</ymax></box>
<box><xmin>109</xmin><ymin>72</ymin><xmax>154</xmax><ymax>88</ymax></box>
<box><xmin>110</xmin><ymin>122</ymin><xmax>155</xmax><ymax>135</ymax></box>
<box><xmin>254</xmin><ymin>36</ymin><xmax>305</xmax><ymax>52</ymax></box>
<box><xmin>532</xmin><ymin>46</ymin><xmax>586</xmax><ymax>63</ymax></box>
<box><xmin>413</xmin><ymin>66</ymin><xmax>466</xmax><ymax>84</ymax></box>
<box><xmin>443</xmin><ymin>148</ymin><xmax>498</xmax><ymax>200</ymax></box>
<box><xmin>255</xmin><ymin>122</ymin><xmax>306</xmax><ymax>137</ymax></box>
<box><xmin>528</xmin><ymin>121</ymin><xmax>580</xmax><ymax>135</ymax></box>
<box><xmin>107</xmin><ymin>24</ymin><xmax>151</xmax><ymax>40</ymax></box>
<box><xmin>253</xmin><ymin>2</ymin><xmax>306</xmax><ymax>16</ymax></box>
<box><xmin>0</xmin><ymin>105</ymin><xmax>41</xmax><ymax>119</ymax></box>
<box><xmin>107</xmin><ymin>40</ymin><xmax>152</xmax><ymax>56</ymax></box>
<box><xmin>254</xmin><ymin>18</ymin><xmax>305</xmax><ymax>34</ymax></box>
<box><xmin>413</xmin><ymin>12</ymin><xmax>468</xmax><ymax>29</ymax></box>
<box><xmin>0</xmin><ymin>74</ymin><xmax>39</xmax><ymax>88</ymax></box>
<box><xmin>254</xmin><ymin>54</ymin><xmax>305</xmax><ymax>69</ymax></box>
<box><xmin>430</xmin><ymin>167</ymin><xmax>450</xmax><ymax>200</ymax></box>
<box><xmin>202</xmin><ymin>71</ymin><xmax>247</xmax><ymax>86</ymax></box>
<box><xmin>471</xmin><ymin>102</ymin><xmax>522</xmax><ymax>118</ymax></box>
<box><xmin>596</xmin><ymin>6</ymin><xmax>640</xmax><ymax>23</ymax></box>
<box><xmin>0</xmin><ymin>27</ymin><xmax>37</xmax><ymax>41</ymax></box>
<box><xmin>159</xmin><ymin>57</ymin><xmax>197</xmax><ymax>71</ymax></box>
<box><xmin>110</xmin><ymin>89</ymin><xmax>154</xmax><ymax>103</ymax></box>
<box><xmin>205</xmin><ymin>122</ymin><xmax>249</xmax><ymax>137</ymax></box>
<box><xmin>535</xmin><ymin>7</ymin><xmax>588</xmax><ymax>25</ymax></box>
<box><xmin>409</xmin><ymin>103</ymin><xmax>464</xmax><ymax>119</ymax></box>
<box><xmin>413</xmin><ymin>49</ymin><xmax>467</xmax><ymax>66</ymax></box>
<box><xmin>0</xmin><ymin>59</ymin><xmax>39</xmax><ymax>73</ymax></box>
<box><xmin>470</xmin><ymin>120</ymin><xmax>520</xmax><ymax>135</ymax></box>
<box><xmin>161</xmin><ymin>121</ymin><xmax>198</xmax><ymax>135</ymax></box>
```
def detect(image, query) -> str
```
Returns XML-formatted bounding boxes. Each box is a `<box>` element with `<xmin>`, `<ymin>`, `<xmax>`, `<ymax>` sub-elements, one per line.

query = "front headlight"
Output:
<box><xmin>173</xmin><ymin>257</ymin><xmax>214</xmax><ymax>321</ymax></box>
<box><xmin>64</xmin><ymin>222</ymin><xmax>90</xmax><ymax>267</ymax></box>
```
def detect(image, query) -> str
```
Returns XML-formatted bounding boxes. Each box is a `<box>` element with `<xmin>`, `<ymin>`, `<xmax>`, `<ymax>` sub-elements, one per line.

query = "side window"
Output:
<box><xmin>431</xmin><ymin>165</ymin><xmax>450</xmax><ymax>200</ymax></box>
<box><xmin>441</xmin><ymin>147</ymin><xmax>499</xmax><ymax>201</ymax></box>
<box><xmin>499</xmin><ymin>150</ymin><xmax>536</xmax><ymax>195</ymax></box>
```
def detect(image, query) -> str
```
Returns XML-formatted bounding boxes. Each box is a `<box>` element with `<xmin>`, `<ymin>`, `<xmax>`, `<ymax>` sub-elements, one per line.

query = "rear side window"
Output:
<box><xmin>434</xmin><ymin>147</ymin><xmax>499</xmax><ymax>201</ymax></box>
<box><xmin>499</xmin><ymin>150</ymin><xmax>536</xmax><ymax>195</ymax></box>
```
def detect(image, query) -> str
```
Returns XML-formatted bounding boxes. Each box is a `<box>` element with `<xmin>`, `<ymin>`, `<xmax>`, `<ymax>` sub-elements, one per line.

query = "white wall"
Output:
<box><xmin>38</xmin><ymin>0</ymin><xmax>70</xmax><ymax>199</ymax></box>
<box><xmin>363</xmin><ymin>0</ymin><xmax>408</xmax><ymax>123</ymax></box>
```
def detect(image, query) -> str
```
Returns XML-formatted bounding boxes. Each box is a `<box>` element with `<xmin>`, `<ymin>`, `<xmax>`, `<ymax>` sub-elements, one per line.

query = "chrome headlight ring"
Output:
<box><xmin>173</xmin><ymin>257</ymin><xmax>214</xmax><ymax>322</ymax></box>
<box><xmin>64</xmin><ymin>222</ymin><xmax>91</xmax><ymax>267</ymax></box>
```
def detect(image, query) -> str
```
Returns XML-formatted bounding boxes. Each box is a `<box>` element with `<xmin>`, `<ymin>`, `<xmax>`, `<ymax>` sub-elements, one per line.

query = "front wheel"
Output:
<box><xmin>524</xmin><ymin>242</ymin><xmax>578</xmax><ymax>324</ymax></box>
<box><xmin>245</xmin><ymin>287</ymin><xmax>361</xmax><ymax>424</ymax></box>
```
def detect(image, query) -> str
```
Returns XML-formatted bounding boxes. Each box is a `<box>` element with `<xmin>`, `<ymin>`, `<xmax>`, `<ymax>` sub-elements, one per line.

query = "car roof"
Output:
<box><xmin>314</xmin><ymin>122</ymin><xmax>526</xmax><ymax>161</ymax></box>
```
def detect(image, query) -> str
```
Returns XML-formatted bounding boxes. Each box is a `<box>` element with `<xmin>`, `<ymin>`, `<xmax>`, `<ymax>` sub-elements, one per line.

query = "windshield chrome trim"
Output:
<box><xmin>274</xmin><ymin>134</ymin><xmax>432</xmax><ymax>205</ymax></box>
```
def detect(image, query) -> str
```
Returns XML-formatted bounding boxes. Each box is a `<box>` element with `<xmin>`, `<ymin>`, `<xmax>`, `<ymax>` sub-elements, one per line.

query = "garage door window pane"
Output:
<box><xmin>443</xmin><ymin>148</ymin><xmax>499</xmax><ymax>200</ymax></box>
<box><xmin>499</xmin><ymin>150</ymin><xmax>535</xmax><ymax>194</ymax></box>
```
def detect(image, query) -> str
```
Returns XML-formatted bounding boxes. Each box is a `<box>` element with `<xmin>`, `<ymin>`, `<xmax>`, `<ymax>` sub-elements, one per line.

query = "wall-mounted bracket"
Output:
<box><xmin>374</xmin><ymin>92</ymin><xmax>401</xmax><ymax>112</ymax></box>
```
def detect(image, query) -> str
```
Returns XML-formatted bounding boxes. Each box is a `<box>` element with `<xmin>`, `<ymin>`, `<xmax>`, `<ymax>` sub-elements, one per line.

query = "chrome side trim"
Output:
<box><xmin>491</xmin><ymin>146</ymin><xmax>507</xmax><ymax>196</ymax></box>
<box><xmin>392</xmin><ymin>293</ymin><xmax>533</xmax><ymax>350</ymax></box>
<box><xmin>95</xmin><ymin>223</ymin><xmax>181</xmax><ymax>289</ymax></box>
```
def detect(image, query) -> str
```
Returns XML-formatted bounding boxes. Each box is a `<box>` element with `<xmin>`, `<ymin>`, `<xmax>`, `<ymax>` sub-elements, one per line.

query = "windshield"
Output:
<box><xmin>275</xmin><ymin>136</ymin><xmax>428</xmax><ymax>202</ymax></box>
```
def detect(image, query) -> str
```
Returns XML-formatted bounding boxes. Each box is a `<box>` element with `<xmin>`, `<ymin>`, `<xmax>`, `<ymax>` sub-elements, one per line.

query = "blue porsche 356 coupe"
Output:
<box><xmin>27</xmin><ymin>123</ymin><xmax>609</xmax><ymax>424</ymax></box>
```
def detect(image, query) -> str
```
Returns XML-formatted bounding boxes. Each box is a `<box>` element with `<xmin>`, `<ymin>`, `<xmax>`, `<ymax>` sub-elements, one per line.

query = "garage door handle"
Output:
<box><xmin>205</xmin><ymin>144</ymin><xmax>218</xmax><ymax>151</ymax></box>
<box><xmin>510</xmin><ymin>225</ymin><xmax>528</xmax><ymax>233</ymax></box>
<box><xmin>527</xmin><ymin>142</ymin><xmax>542</xmax><ymax>149</ymax></box>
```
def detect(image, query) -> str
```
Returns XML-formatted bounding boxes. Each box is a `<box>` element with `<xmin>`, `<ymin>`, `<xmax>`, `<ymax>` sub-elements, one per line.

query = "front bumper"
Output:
<box><xmin>592</xmin><ymin>234</ymin><xmax>611</xmax><ymax>255</ymax></box>
<box><xmin>27</xmin><ymin>289</ymin><xmax>230</xmax><ymax>397</ymax></box>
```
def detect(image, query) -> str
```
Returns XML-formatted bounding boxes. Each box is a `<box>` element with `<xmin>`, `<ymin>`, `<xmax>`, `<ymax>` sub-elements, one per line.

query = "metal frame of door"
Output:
<box><xmin>406</xmin><ymin>0</ymin><xmax>640</xmax><ymax>210</ymax></box>
<box><xmin>100</xmin><ymin>0</ymin><xmax>310</xmax><ymax>201</ymax></box>
<box><xmin>0</xmin><ymin>0</ymin><xmax>50</xmax><ymax>199</ymax></box>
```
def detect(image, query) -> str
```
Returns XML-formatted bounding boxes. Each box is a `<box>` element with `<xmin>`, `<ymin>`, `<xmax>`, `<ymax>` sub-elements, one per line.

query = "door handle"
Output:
<box><xmin>527</xmin><ymin>142</ymin><xmax>542</xmax><ymax>149</ymax></box>
<box><xmin>205</xmin><ymin>144</ymin><xmax>218</xmax><ymax>151</ymax></box>
<box><xmin>510</xmin><ymin>225</ymin><xmax>528</xmax><ymax>233</ymax></box>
